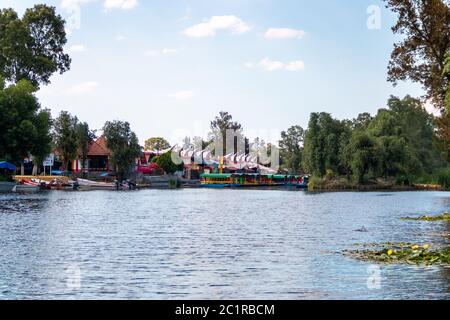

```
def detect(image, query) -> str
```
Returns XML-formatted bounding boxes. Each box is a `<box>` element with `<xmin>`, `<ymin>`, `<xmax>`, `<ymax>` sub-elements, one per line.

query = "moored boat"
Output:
<box><xmin>0</xmin><ymin>181</ymin><xmax>16</xmax><ymax>192</ymax></box>
<box><xmin>77</xmin><ymin>178</ymin><xmax>116</xmax><ymax>190</ymax></box>
<box><xmin>200</xmin><ymin>173</ymin><xmax>309</xmax><ymax>189</ymax></box>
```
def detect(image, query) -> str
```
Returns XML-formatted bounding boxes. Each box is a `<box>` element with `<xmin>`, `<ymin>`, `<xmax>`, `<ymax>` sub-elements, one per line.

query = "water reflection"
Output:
<box><xmin>0</xmin><ymin>190</ymin><xmax>448</xmax><ymax>299</ymax></box>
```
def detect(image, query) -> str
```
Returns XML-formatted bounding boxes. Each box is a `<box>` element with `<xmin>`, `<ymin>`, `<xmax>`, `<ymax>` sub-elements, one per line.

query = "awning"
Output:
<box><xmin>0</xmin><ymin>161</ymin><xmax>16</xmax><ymax>171</ymax></box>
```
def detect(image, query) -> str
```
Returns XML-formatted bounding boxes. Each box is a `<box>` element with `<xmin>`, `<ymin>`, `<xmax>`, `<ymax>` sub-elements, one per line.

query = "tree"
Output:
<box><xmin>103</xmin><ymin>120</ymin><xmax>142</xmax><ymax>181</ymax></box>
<box><xmin>279</xmin><ymin>126</ymin><xmax>304</xmax><ymax>173</ymax></box>
<box><xmin>384</xmin><ymin>0</ymin><xmax>450</xmax><ymax>109</ymax></box>
<box><xmin>145</xmin><ymin>137</ymin><xmax>171</xmax><ymax>151</ymax></box>
<box><xmin>368</xmin><ymin>96</ymin><xmax>443</xmax><ymax>174</ymax></box>
<box><xmin>30</xmin><ymin>108</ymin><xmax>52</xmax><ymax>174</ymax></box>
<box><xmin>348</xmin><ymin>132</ymin><xmax>378</xmax><ymax>183</ymax></box>
<box><xmin>376</xmin><ymin>136</ymin><xmax>408</xmax><ymax>178</ymax></box>
<box><xmin>76</xmin><ymin>122</ymin><xmax>96</xmax><ymax>178</ymax></box>
<box><xmin>0</xmin><ymin>5</ymin><xmax>71</xmax><ymax>88</ymax></box>
<box><xmin>209</xmin><ymin>111</ymin><xmax>244</xmax><ymax>156</ymax></box>
<box><xmin>445</xmin><ymin>51</ymin><xmax>450</xmax><ymax>110</ymax></box>
<box><xmin>303</xmin><ymin>113</ymin><xmax>348</xmax><ymax>176</ymax></box>
<box><xmin>0</xmin><ymin>78</ymin><xmax>52</xmax><ymax>165</ymax></box>
<box><xmin>155</xmin><ymin>152</ymin><xmax>183</xmax><ymax>175</ymax></box>
<box><xmin>53</xmin><ymin>111</ymin><xmax>78</xmax><ymax>172</ymax></box>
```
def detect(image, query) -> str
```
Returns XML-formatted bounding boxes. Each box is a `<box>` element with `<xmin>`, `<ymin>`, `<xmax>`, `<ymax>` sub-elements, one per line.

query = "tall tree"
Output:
<box><xmin>384</xmin><ymin>0</ymin><xmax>450</xmax><ymax>109</ymax></box>
<box><xmin>144</xmin><ymin>137</ymin><xmax>171</xmax><ymax>151</ymax></box>
<box><xmin>303</xmin><ymin>113</ymin><xmax>348</xmax><ymax>176</ymax></box>
<box><xmin>103</xmin><ymin>120</ymin><xmax>142</xmax><ymax>181</ymax></box>
<box><xmin>53</xmin><ymin>111</ymin><xmax>78</xmax><ymax>172</ymax></box>
<box><xmin>0</xmin><ymin>5</ymin><xmax>71</xmax><ymax>88</ymax></box>
<box><xmin>209</xmin><ymin>111</ymin><xmax>244</xmax><ymax>156</ymax></box>
<box><xmin>76</xmin><ymin>122</ymin><xmax>96</xmax><ymax>178</ymax></box>
<box><xmin>279</xmin><ymin>126</ymin><xmax>304</xmax><ymax>173</ymax></box>
<box><xmin>0</xmin><ymin>78</ymin><xmax>52</xmax><ymax>165</ymax></box>
<box><xmin>445</xmin><ymin>51</ymin><xmax>450</xmax><ymax>110</ymax></box>
<box><xmin>347</xmin><ymin>132</ymin><xmax>378</xmax><ymax>183</ymax></box>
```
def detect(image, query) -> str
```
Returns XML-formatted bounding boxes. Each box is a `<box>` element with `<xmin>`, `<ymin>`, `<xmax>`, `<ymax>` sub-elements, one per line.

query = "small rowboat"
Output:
<box><xmin>77</xmin><ymin>178</ymin><xmax>116</xmax><ymax>190</ymax></box>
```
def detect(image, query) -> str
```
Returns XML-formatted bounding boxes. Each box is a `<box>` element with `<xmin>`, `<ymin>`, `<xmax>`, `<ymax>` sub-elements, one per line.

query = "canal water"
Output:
<box><xmin>0</xmin><ymin>189</ymin><xmax>448</xmax><ymax>299</ymax></box>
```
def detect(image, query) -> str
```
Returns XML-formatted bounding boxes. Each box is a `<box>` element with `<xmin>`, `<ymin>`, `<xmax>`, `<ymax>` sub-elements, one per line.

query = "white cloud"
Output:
<box><xmin>67</xmin><ymin>44</ymin><xmax>86</xmax><ymax>53</ymax></box>
<box><xmin>264</xmin><ymin>28</ymin><xmax>306</xmax><ymax>39</ymax></box>
<box><xmin>66</xmin><ymin>82</ymin><xmax>99</xmax><ymax>95</ymax></box>
<box><xmin>244</xmin><ymin>62</ymin><xmax>254</xmax><ymax>68</ymax></box>
<box><xmin>183</xmin><ymin>15</ymin><xmax>251</xmax><ymax>38</ymax></box>
<box><xmin>103</xmin><ymin>0</ymin><xmax>138</xmax><ymax>10</ymax></box>
<box><xmin>116</xmin><ymin>35</ymin><xmax>126</xmax><ymax>41</ymax></box>
<box><xmin>260</xmin><ymin>58</ymin><xmax>305</xmax><ymax>72</ymax></box>
<box><xmin>172</xmin><ymin>90</ymin><xmax>195</xmax><ymax>100</ymax></box>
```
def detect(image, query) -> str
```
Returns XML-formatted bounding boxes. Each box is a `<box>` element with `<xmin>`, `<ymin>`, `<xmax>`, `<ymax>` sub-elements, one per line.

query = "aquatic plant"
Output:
<box><xmin>401</xmin><ymin>212</ymin><xmax>450</xmax><ymax>221</ymax></box>
<box><xmin>345</xmin><ymin>244</ymin><xmax>450</xmax><ymax>265</ymax></box>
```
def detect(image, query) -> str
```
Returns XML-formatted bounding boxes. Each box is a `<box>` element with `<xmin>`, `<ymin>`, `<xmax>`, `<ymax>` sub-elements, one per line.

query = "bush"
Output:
<box><xmin>437</xmin><ymin>168</ymin><xmax>450</xmax><ymax>190</ymax></box>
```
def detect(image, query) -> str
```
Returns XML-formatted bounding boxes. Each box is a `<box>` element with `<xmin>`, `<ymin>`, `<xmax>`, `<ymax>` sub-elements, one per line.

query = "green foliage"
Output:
<box><xmin>402</xmin><ymin>212</ymin><xmax>450</xmax><ymax>221</ymax></box>
<box><xmin>303</xmin><ymin>112</ymin><xmax>351</xmax><ymax>177</ymax></box>
<box><xmin>0</xmin><ymin>80</ymin><xmax>52</xmax><ymax>164</ymax></box>
<box><xmin>301</xmin><ymin>95</ymin><xmax>446</xmax><ymax>185</ymax></box>
<box><xmin>445</xmin><ymin>51</ymin><xmax>450</xmax><ymax>112</ymax></box>
<box><xmin>0</xmin><ymin>5</ymin><xmax>71</xmax><ymax>88</ymax></box>
<box><xmin>436</xmin><ymin>167</ymin><xmax>450</xmax><ymax>190</ymax></box>
<box><xmin>208</xmin><ymin>111</ymin><xmax>244</xmax><ymax>155</ymax></box>
<box><xmin>385</xmin><ymin>0</ymin><xmax>450</xmax><ymax>109</ymax></box>
<box><xmin>144</xmin><ymin>137</ymin><xmax>171</xmax><ymax>151</ymax></box>
<box><xmin>103</xmin><ymin>120</ymin><xmax>142</xmax><ymax>181</ymax></box>
<box><xmin>348</xmin><ymin>132</ymin><xmax>378</xmax><ymax>183</ymax></box>
<box><xmin>279</xmin><ymin>125</ymin><xmax>304</xmax><ymax>173</ymax></box>
<box><xmin>53</xmin><ymin>111</ymin><xmax>78</xmax><ymax>171</ymax></box>
<box><xmin>155</xmin><ymin>152</ymin><xmax>183</xmax><ymax>175</ymax></box>
<box><xmin>346</xmin><ymin>245</ymin><xmax>449</xmax><ymax>265</ymax></box>
<box><xmin>76</xmin><ymin>122</ymin><xmax>96</xmax><ymax>177</ymax></box>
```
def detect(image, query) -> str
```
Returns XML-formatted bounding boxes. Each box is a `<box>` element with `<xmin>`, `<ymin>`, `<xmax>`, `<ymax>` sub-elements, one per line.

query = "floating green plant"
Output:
<box><xmin>401</xmin><ymin>212</ymin><xmax>450</xmax><ymax>222</ymax></box>
<box><xmin>344</xmin><ymin>244</ymin><xmax>450</xmax><ymax>265</ymax></box>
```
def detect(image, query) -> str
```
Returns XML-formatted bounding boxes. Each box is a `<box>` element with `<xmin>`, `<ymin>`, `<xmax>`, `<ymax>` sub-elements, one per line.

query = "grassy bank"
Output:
<box><xmin>307</xmin><ymin>171</ymin><xmax>450</xmax><ymax>191</ymax></box>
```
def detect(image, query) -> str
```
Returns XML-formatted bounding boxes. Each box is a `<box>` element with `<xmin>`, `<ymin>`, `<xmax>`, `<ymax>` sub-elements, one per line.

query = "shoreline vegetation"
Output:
<box><xmin>345</xmin><ymin>213</ymin><xmax>450</xmax><ymax>266</ymax></box>
<box><xmin>344</xmin><ymin>244</ymin><xmax>450</xmax><ymax>266</ymax></box>
<box><xmin>0</xmin><ymin>3</ymin><xmax>450</xmax><ymax>191</ymax></box>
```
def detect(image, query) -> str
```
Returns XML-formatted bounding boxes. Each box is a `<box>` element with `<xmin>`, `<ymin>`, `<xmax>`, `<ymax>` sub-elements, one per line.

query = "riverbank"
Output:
<box><xmin>307</xmin><ymin>176</ymin><xmax>445</xmax><ymax>191</ymax></box>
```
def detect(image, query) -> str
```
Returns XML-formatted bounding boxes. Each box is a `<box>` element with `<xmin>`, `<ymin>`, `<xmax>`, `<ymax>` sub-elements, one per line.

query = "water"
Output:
<box><xmin>0</xmin><ymin>189</ymin><xmax>448</xmax><ymax>300</ymax></box>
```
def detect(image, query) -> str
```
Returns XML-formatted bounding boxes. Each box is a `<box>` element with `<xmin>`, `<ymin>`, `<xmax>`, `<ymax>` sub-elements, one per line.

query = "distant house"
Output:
<box><xmin>72</xmin><ymin>136</ymin><xmax>113</xmax><ymax>173</ymax></box>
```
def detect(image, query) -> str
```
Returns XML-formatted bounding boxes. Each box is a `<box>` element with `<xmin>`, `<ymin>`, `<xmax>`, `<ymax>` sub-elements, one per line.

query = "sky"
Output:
<box><xmin>0</xmin><ymin>0</ymin><xmax>426</xmax><ymax>145</ymax></box>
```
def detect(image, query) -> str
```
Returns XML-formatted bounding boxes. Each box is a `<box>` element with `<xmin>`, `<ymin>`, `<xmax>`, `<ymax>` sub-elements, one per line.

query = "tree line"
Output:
<box><xmin>1</xmin><ymin>1</ymin><xmax>449</xmax><ymax>184</ymax></box>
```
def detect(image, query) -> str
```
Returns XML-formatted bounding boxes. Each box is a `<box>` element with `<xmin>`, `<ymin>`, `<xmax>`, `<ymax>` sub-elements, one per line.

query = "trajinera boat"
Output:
<box><xmin>200</xmin><ymin>173</ymin><xmax>309</xmax><ymax>189</ymax></box>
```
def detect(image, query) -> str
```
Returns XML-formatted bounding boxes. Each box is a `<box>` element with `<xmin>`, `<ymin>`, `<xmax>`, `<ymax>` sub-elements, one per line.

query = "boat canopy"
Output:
<box><xmin>0</xmin><ymin>161</ymin><xmax>16</xmax><ymax>171</ymax></box>
<box><xmin>200</xmin><ymin>173</ymin><xmax>232</xmax><ymax>179</ymax></box>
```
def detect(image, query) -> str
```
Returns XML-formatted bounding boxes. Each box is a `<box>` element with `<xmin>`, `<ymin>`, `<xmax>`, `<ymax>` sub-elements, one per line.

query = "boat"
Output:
<box><xmin>77</xmin><ymin>178</ymin><xmax>116</xmax><ymax>190</ymax></box>
<box><xmin>200</xmin><ymin>173</ymin><xmax>310</xmax><ymax>189</ymax></box>
<box><xmin>0</xmin><ymin>181</ymin><xmax>16</xmax><ymax>192</ymax></box>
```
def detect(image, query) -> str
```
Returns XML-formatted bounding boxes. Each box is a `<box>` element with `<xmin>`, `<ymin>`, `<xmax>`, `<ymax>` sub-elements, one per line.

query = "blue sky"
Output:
<box><xmin>0</xmin><ymin>0</ymin><xmax>425</xmax><ymax>145</ymax></box>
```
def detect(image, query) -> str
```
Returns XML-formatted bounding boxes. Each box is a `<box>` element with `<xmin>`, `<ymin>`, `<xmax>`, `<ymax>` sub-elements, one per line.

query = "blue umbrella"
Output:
<box><xmin>0</xmin><ymin>161</ymin><xmax>17</xmax><ymax>171</ymax></box>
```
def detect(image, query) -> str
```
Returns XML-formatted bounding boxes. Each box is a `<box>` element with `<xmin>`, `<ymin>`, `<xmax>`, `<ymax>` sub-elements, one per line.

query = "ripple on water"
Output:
<box><xmin>0</xmin><ymin>189</ymin><xmax>449</xmax><ymax>299</ymax></box>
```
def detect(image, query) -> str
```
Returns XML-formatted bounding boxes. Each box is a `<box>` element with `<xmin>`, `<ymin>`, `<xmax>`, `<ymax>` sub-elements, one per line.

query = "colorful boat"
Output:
<box><xmin>200</xmin><ymin>173</ymin><xmax>309</xmax><ymax>189</ymax></box>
